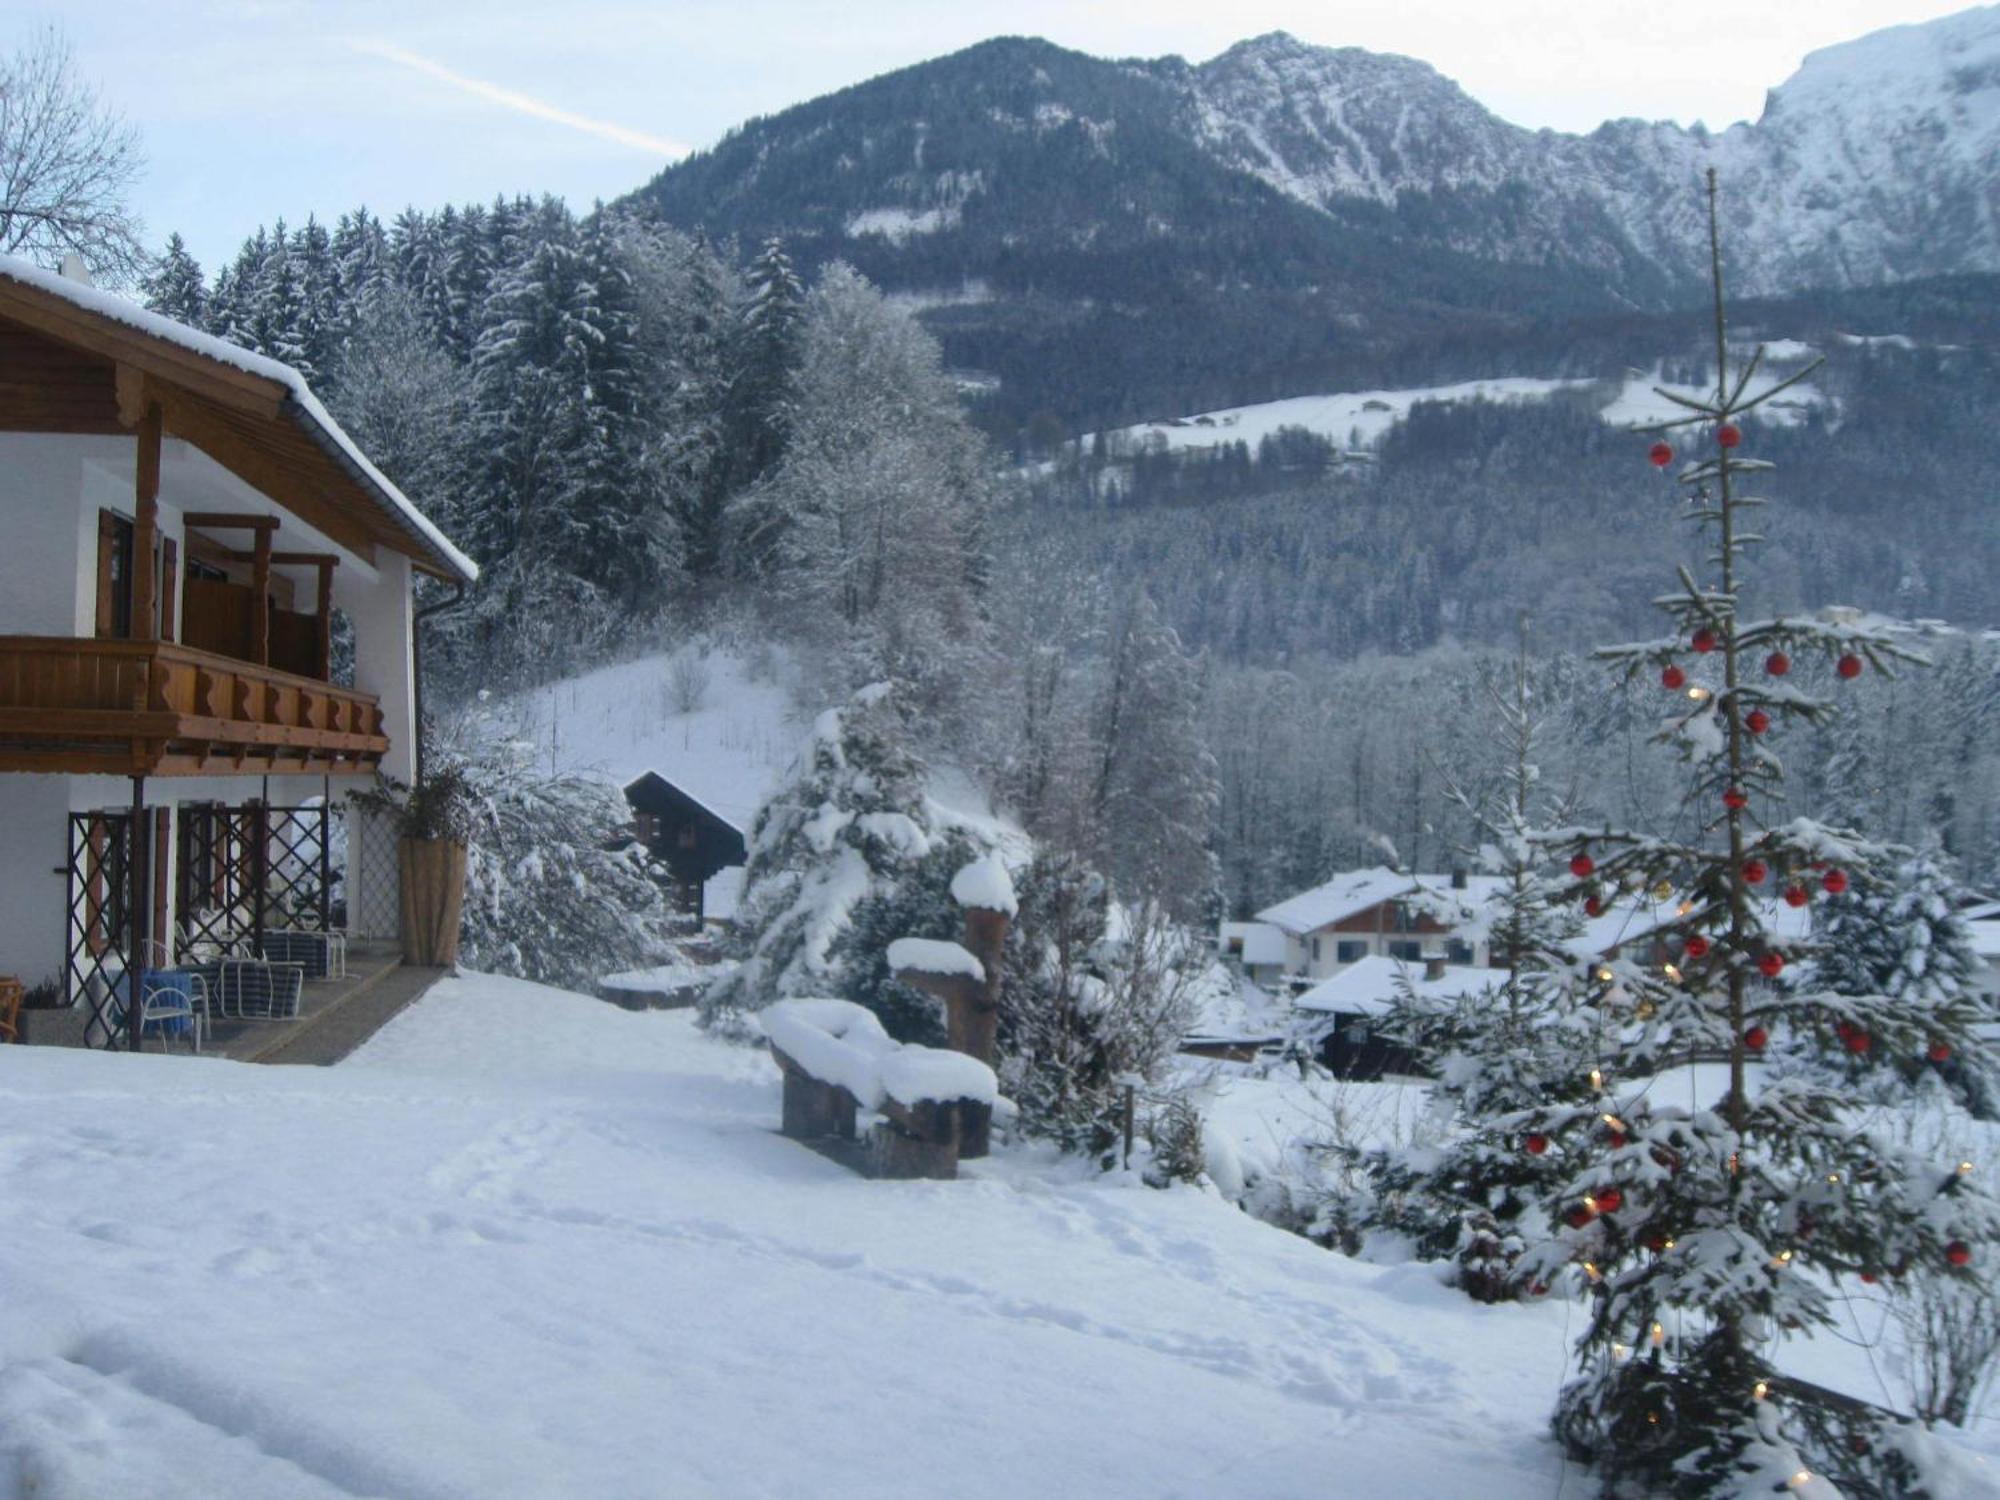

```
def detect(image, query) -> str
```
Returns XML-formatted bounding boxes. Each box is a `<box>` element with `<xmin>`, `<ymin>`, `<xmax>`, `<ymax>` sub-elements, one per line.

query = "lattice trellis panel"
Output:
<box><xmin>67</xmin><ymin>811</ymin><xmax>132</xmax><ymax>1047</ymax></box>
<box><xmin>347</xmin><ymin>801</ymin><xmax>401</xmax><ymax>943</ymax></box>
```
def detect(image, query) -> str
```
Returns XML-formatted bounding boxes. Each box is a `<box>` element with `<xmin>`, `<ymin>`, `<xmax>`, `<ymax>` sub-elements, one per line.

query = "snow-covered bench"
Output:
<box><xmin>759</xmin><ymin>999</ymin><xmax>998</xmax><ymax>1180</ymax></box>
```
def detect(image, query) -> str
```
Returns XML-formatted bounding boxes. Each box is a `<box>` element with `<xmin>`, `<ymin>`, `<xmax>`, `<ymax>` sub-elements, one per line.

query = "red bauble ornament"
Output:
<box><xmin>1836</xmin><ymin>654</ymin><xmax>1863</xmax><ymax>680</ymax></box>
<box><xmin>1844</xmin><ymin>1028</ymin><xmax>1872</xmax><ymax>1055</ymax></box>
<box><xmin>1567</xmin><ymin>1205</ymin><xmax>1596</xmax><ymax>1229</ymax></box>
<box><xmin>1529</xmin><ymin>1281</ymin><xmax>1550</xmax><ymax>1297</ymax></box>
<box><xmin>1929</xmin><ymin>1041</ymin><xmax>1953</xmax><ymax>1063</ymax></box>
<box><xmin>1745</xmin><ymin>1025</ymin><xmax>1769</xmax><ymax>1051</ymax></box>
<box><xmin>1822</xmin><ymin>868</ymin><xmax>1849</xmax><ymax>895</ymax></box>
<box><xmin>1570</xmin><ymin>853</ymin><xmax>1595</xmax><ymax>879</ymax></box>
<box><xmin>1784</xmin><ymin>885</ymin><xmax>1809</xmax><ymax>908</ymax></box>
<box><xmin>1860</xmin><ymin>1271</ymin><xmax>1879</xmax><ymax>1284</ymax></box>
<box><xmin>1649</xmin><ymin>441</ymin><xmax>1674</xmax><ymax>468</ymax></box>
<box><xmin>1765</xmin><ymin>651</ymin><xmax>1790</xmax><ymax>677</ymax></box>
<box><xmin>1595</xmin><ymin>1187</ymin><xmax>1624</xmax><ymax>1214</ymax></box>
<box><xmin>1947</xmin><ymin>1241</ymin><xmax>1972</xmax><ymax>1268</ymax></box>
<box><xmin>1692</xmin><ymin>627</ymin><xmax>1718</xmax><ymax>654</ymax></box>
<box><xmin>1525</xmin><ymin>1133</ymin><xmax>1549</xmax><ymax>1156</ymax></box>
<box><xmin>1608</xmin><ymin>1130</ymin><xmax>1629</xmax><ymax>1149</ymax></box>
<box><xmin>1584</xmin><ymin>894</ymin><xmax>1604</xmax><ymax>917</ymax></box>
<box><xmin>1742</xmin><ymin>858</ymin><xmax>1768</xmax><ymax>885</ymax></box>
<box><xmin>1758</xmin><ymin>952</ymin><xmax>1785</xmax><ymax>979</ymax></box>
<box><xmin>1723</xmin><ymin>787</ymin><xmax>1748</xmax><ymax>811</ymax></box>
<box><xmin>1661</xmin><ymin>663</ymin><xmax>1686</xmax><ymax>690</ymax></box>
<box><xmin>1645</xmin><ymin>1234</ymin><xmax>1669</xmax><ymax>1253</ymax></box>
<box><xmin>1745</xmin><ymin>709</ymin><xmax>1771</xmax><ymax>735</ymax></box>
<box><xmin>1717</xmin><ymin>423</ymin><xmax>1742</xmax><ymax>448</ymax></box>
<box><xmin>1684</xmin><ymin>934</ymin><xmax>1711</xmax><ymax>959</ymax></box>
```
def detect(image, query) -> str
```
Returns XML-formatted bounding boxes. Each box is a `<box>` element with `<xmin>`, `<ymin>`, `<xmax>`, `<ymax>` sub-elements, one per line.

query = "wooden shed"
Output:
<box><xmin>623</xmin><ymin>772</ymin><xmax>747</xmax><ymax>923</ymax></box>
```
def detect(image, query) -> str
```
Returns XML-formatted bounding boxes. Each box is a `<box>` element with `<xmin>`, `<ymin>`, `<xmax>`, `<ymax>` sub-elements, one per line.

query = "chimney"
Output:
<box><xmin>1450</xmin><ymin>867</ymin><xmax>1467</xmax><ymax>890</ymax></box>
<box><xmin>1424</xmin><ymin>956</ymin><xmax>1447</xmax><ymax>983</ymax></box>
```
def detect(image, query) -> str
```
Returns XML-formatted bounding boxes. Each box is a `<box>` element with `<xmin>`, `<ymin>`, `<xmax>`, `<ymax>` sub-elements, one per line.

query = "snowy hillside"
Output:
<box><xmin>1094</xmin><ymin>350</ymin><xmax>1835</xmax><ymax>459</ymax></box>
<box><xmin>486</xmin><ymin>647</ymin><xmax>800</xmax><ymax>917</ymax></box>
<box><xmin>6</xmin><ymin>978</ymin><xmax>1995</xmax><ymax>1498</ymax></box>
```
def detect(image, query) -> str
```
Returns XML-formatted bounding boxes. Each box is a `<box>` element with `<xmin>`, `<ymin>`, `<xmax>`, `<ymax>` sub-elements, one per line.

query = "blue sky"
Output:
<box><xmin>13</xmin><ymin>0</ymin><xmax>1982</xmax><ymax>274</ymax></box>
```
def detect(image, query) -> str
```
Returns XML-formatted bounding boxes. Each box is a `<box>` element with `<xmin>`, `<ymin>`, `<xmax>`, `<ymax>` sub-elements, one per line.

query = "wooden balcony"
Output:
<box><xmin>0</xmin><ymin>636</ymin><xmax>388</xmax><ymax>777</ymax></box>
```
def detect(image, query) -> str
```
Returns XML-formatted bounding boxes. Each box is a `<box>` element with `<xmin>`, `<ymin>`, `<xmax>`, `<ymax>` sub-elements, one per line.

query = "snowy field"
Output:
<box><xmin>5</xmin><ymin>976</ymin><xmax>1996</xmax><ymax>1498</ymax></box>
<box><xmin>1091</xmin><ymin>347</ymin><xmax>1836</xmax><ymax>461</ymax></box>
<box><xmin>0</xmin><ymin>975</ymin><xmax>1571</xmax><ymax>1500</ymax></box>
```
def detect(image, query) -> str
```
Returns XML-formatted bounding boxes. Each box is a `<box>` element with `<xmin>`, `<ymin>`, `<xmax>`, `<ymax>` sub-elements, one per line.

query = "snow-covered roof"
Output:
<box><xmin>0</xmin><ymin>254</ymin><xmax>476</xmax><ymax>584</ymax></box>
<box><xmin>1967</xmin><ymin>919</ymin><xmax>2000</xmax><ymax>963</ymax></box>
<box><xmin>1220</xmin><ymin>921</ymin><xmax>1288</xmax><ymax>966</ymax></box>
<box><xmin>1294</xmin><ymin>955</ymin><xmax>1498</xmax><ymax>1017</ymax></box>
<box><xmin>1565</xmin><ymin>893</ymin><xmax>1815</xmax><ymax>959</ymax></box>
<box><xmin>1254</xmin><ymin>868</ymin><xmax>1504</xmax><ymax>937</ymax></box>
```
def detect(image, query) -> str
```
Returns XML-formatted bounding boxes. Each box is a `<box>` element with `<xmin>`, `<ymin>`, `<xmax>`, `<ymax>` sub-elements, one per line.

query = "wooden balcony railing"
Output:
<box><xmin>0</xmin><ymin>636</ymin><xmax>388</xmax><ymax>777</ymax></box>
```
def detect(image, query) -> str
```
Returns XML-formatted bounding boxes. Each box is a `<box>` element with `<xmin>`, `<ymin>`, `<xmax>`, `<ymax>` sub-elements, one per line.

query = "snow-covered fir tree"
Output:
<box><xmin>1361</xmin><ymin>637</ymin><xmax>1665</xmax><ymax>1299</ymax></box>
<box><xmin>701</xmin><ymin>682</ymin><xmax>965</xmax><ymax>1041</ymax></box>
<box><xmin>1507</xmin><ymin>173</ymin><xmax>1998</xmax><ymax>1500</ymax></box>
<box><xmin>140</xmin><ymin>233</ymin><xmax>206</xmax><ymax>326</ymax></box>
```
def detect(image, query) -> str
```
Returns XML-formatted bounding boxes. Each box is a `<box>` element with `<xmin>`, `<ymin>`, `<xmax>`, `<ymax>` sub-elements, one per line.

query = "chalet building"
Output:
<box><xmin>623</xmin><ymin>772</ymin><xmax>747</xmax><ymax>923</ymax></box>
<box><xmin>1294</xmin><ymin>954</ymin><xmax>1494</xmax><ymax>1078</ymax></box>
<box><xmin>0</xmin><ymin>255</ymin><xmax>476</xmax><ymax>1046</ymax></box>
<box><xmin>1241</xmin><ymin>867</ymin><xmax>1504</xmax><ymax>983</ymax></box>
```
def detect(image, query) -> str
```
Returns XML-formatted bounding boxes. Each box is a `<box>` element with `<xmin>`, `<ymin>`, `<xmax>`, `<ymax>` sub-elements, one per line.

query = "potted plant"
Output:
<box><xmin>356</xmin><ymin>764</ymin><xmax>474</xmax><ymax>967</ymax></box>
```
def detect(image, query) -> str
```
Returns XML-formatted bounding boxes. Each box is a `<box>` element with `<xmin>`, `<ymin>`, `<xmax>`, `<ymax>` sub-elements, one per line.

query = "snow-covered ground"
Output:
<box><xmin>4</xmin><ymin>976</ymin><xmax>1996</xmax><ymax>1497</ymax></box>
<box><xmin>1089</xmin><ymin>347</ymin><xmax>1837</xmax><ymax>461</ymax></box>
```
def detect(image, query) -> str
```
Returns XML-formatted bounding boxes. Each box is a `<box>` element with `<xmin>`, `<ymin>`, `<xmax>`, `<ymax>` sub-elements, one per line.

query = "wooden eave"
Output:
<box><xmin>0</xmin><ymin>282</ymin><xmax>463</xmax><ymax>579</ymax></box>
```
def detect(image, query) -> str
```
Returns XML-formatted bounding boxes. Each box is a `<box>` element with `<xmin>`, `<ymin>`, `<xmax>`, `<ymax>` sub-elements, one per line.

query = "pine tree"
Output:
<box><xmin>1362</xmin><ymin>632</ymin><xmax>1661</xmax><ymax>1298</ymax></box>
<box><xmin>700</xmin><ymin>683</ymin><xmax>943</xmax><ymax>1041</ymax></box>
<box><xmin>141</xmin><ymin>233</ymin><xmax>208</xmax><ymax>327</ymax></box>
<box><xmin>725</xmin><ymin>236</ymin><xmax>804</xmax><ymax>490</ymax></box>
<box><xmin>1512</xmin><ymin>172</ymin><xmax>1999</xmax><ymax>1499</ymax></box>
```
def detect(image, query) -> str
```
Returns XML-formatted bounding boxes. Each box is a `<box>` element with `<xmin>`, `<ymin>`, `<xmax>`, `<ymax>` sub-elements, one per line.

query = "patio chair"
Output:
<box><xmin>139</xmin><ymin>972</ymin><xmax>204</xmax><ymax>1053</ymax></box>
<box><xmin>217</xmin><ymin>958</ymin><xmax>305</xmax><ymax>1021</ymax></box>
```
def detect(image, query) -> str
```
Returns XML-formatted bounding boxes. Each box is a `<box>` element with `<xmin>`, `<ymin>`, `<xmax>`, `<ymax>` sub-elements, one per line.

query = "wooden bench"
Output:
<box><xmin>760</xmin><ymin>999</ymin><xmax>998</xmax><ymax>1181</ymax></box>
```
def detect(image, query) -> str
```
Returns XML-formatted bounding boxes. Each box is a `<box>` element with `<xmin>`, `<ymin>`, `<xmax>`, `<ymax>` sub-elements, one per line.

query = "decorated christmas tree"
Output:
<box><xmin>1510</xmin><ymin>171</ymin><xmax>1998</xmax><ymax>1498</ymax></box>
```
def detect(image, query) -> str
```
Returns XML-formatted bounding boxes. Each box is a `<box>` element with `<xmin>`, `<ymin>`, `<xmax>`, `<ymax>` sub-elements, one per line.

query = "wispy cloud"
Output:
<box><xmin>353</xmin><ymin>40</ymin><xmax>691</xmax><ymax>159</ymax></box>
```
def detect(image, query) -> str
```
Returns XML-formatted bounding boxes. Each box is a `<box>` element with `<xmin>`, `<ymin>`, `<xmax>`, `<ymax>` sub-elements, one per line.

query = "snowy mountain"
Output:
<box><xmin>1184</xmin><ymin>10</ymin><xmax>2000</xmax><ymax>297</ymax></box>
<box><xmin>627</xmin><ymin>9</ymin><xmax>2000</xmax><ymax>433</ymax></box>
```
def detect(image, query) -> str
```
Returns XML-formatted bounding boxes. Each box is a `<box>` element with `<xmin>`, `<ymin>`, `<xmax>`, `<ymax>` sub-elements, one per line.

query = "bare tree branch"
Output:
<box><xmin>0</xmin><ymin>26</ymin><xmax>145</xmax><ymax>285</ymax></box>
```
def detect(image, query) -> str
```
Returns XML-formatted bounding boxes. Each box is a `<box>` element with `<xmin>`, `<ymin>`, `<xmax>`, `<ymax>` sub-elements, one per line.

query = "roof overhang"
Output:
<box><xmin>0</xmin><ymin>256</ymin><xmax>476</xmax><ymax>584</ymax></box>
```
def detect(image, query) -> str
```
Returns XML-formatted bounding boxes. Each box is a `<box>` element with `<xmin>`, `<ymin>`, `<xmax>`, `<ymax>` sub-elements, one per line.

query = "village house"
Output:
<box><xmin>0</xmin><ymin>255</ymin><xmax>476</xmax><ymax>1048</ymax></box>
<box><xmin>1224</xmin><ymin>867</ymin><xmax>1505</xmax><ymax>985</ymax></box>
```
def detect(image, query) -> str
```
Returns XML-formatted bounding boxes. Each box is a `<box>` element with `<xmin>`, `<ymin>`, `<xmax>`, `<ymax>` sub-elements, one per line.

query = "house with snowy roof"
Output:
<box><xmin>1243</xmin><ymin>867</ymin><xmax>1504</xmax><ymax>983</ymax></box>
<box><xmin>1293</xmin><ymin>954</ymin><xmax>1497</xmax><ymax>1077</ymax></box>
<box><xmin>0</xmin><ymin>254</ymin><xmax>476</xmax><ymax>1045</ymax></box>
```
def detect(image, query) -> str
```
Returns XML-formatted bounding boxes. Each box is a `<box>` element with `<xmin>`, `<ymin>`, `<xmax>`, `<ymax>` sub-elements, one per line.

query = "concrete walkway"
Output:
<box><xmin>245</xmin><ymin>964</ymin><xmax>446</xmax><ymax>1066</ymax></box>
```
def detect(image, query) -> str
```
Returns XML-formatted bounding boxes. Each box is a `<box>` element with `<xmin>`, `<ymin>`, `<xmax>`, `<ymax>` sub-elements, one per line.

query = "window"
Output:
<box><xmin>1446</xmin><ymin>940</ymin><xmax>1474</xmax><ymax>965</ymax></box>
<box><xmin>1336</xmin><ymin>940</ymin><xmax>1367</xmax><ymax>964</ymax></box>
<box><xmin>1311</xmin><ymin>936</ymin><xmax>1322</xmax><ymax>962</ymax></box>
<box><xmin>1388</xmin><ymin>902</ymin><xmax>1421</xmax><ymax>933</ymax></box>
<box><xmin>1388</xmin><ymin>940</ymin><xmax>1422</xmax><ymax>962</ymax></box>
<box><xmin>95</xmin><ymin>511</ymin><xmax>134</xmax><ymax>638</ymax></box>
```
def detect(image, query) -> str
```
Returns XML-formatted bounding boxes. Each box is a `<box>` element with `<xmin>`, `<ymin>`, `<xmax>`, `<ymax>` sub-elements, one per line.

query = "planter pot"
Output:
<box><xmin>399</xmin><ymin>837</ymin><xmax>467</xmax><ymax>967</ymax></box>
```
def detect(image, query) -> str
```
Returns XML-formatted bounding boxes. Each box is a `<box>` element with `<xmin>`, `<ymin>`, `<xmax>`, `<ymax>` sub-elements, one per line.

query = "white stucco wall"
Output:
<box><xmin>0</xmin><ymin>774</ymin><xmax>74</xmax><ymax>989</ymax></box>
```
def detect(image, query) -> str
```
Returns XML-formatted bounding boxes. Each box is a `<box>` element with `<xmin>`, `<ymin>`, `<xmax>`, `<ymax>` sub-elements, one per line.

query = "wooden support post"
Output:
<box><xmin>131</xmin><ymin>403</ymin><xmax>161</xmax><ymax>642</ymax></box>
<box><xmin>127</xmin><ymin>777</ymin><xmax>148</xmax><ymax>1052</ymax></box>
<box><xmin>313</xmin><ymin>559</ymin><xmax>334</xmax><ymax>681</ymax></box>
<box><xmin>251</xmin><ymin>528</ymin><xmax>272</xmax><ymax>667</ymax></box>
